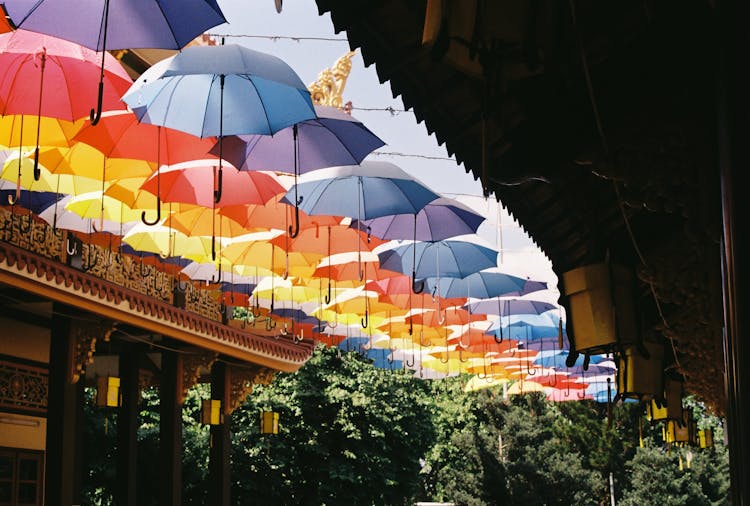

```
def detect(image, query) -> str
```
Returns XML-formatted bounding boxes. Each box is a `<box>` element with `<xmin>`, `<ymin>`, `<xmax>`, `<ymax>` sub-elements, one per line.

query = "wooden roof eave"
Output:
<box><xmin>0</xmin><ymin>242</ymin><xmax>313</xmax><ymax>373</ymax></box>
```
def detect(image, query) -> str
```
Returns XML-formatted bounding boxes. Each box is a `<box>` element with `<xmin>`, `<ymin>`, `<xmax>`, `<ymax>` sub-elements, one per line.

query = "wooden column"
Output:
<box><xmin>209</xmin><ymin>360</ymin><xmax>231</xmax><ymax>506</ymax></box>
<box><xmin>159</xmin><ymin>350</ymin><xmax>183</xmax><ymax>506</ymax></box>
<box><xmin>44</xmin><ymin>304</ymin><xmax>82</xmax><ymax>506</ymax></box>
<box><xmin>718</xmin><ymin>1</ymin><xmax>749</xmax><ymax>503</ymax></box>
<box><xmin>116</xmin><ymin>348</ymin><xmax>139</xmax><ymax>506</ymax></box>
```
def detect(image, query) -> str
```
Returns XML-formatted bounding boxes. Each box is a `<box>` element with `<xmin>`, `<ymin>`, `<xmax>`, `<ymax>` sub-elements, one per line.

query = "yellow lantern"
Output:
<box><xmin>201</xmin><ymin>399</ymin><xmax>222</xmax><ymax>425</ymax></box>
<box><xmin>561</xmin><ymin>260</ymin><xmax>639</xmax><ymax>354</ymax></box>
<box><xmin>96</xmin><ymin>376</ymin><xmax>120</xmax><ymax>407</ymax></box>
<box><xmin>260</xmin><ymin>411</ymin><xmax>279</xmax><ymax>434</ymax></box>
<box><xmin>617</xmin><ymin>340</ymin><xmax>664</xmax><ymax>401</ymax></box>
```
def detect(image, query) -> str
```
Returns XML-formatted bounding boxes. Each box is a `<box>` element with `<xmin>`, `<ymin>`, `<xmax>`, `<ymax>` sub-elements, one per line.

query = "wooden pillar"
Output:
<box><xmin>44</xmin><ymin>304</ymin><xmax>82</xmax><ymax>506</ymax></box>
<box><xmin>159</xmin><ymin>350</ymin><xmax>183</xmax><ymax>506</ymax></box>
<box><xmin>209</xmin><ymin>361</ymin><xmax>231</xmax><ymax>506</ymax></box>
<box><xmin>116</xmin><ymin>348</ymin><xmax>139</xmax><ymax>506</ymax></box>
<box><xmin>718</xmin><ymin>1</ymin><xmax>750</xmax><ymax>503</ymax></box>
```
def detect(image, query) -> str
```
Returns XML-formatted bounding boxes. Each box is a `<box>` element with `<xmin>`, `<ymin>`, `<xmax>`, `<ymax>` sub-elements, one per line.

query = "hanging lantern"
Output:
<box><xmin>617</xmin><ymin>339</ymin><xmax>664</xmax><ymax>401</ymax></box>
<box><xmin>95</xmin><ymin>375</ymin><xmax>120</xmax><ymax>407</ymax></box>
<box><xmin>260</xmin><ymin>411</ymin><xmax>279</xmax><ymax>434</ymax></box>
<box><xmin>699</xmin><ymin>428</ymin><xmax>714</xmax><ymax>448</ymax></box>
<box><xmin>201</xmin><ymin>399</ymin><xmax>222</xmax><ymax>425</ymax></box>
<box><xmin>561</xmin><ymin>260</ymin><xmax>639</xmax><ymax>355</ymax></box>
<box><xmin>647</xmin><ymin>375</ymin><xmax>684</xmax><ymax>422</ymax></box>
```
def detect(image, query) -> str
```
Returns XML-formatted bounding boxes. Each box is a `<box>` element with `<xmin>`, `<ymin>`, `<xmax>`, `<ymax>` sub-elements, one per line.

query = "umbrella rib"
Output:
<box><xmin>241</xmin><ymin>74</ymin><xmax>274</xmax><ymax>135</ymax></box>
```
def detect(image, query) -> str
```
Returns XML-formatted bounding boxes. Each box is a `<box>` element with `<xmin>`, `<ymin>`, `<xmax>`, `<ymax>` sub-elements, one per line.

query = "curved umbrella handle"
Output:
<box><xmin>361</xmin><ymin>310</ymin><xmax>368</xmax><ymax>329</ymax></box>
<box><xmin>89</xmin><ymin>79</ymin><xmax>104</xmax><ymax>126</ymax></box>
<box><xmin>493</xmin><ymin>326</ymin><xmax>504</xmax><ymax>344</ymax></box>
<box><xmin>33</xmin><ymin>147</ymin><xmax>41</xmax><ymax>181</ymax></box>
<box><xmin>213</xmin><ymin>167</ymin><xmax>224</xmax><ymax>203</ymax></box>
<box><xmin>288</xmin><ymin>197</ymin><xmax>301</xmax><ymax>238</ymax></box>
<box><xmin>141</xmin><ymin>201</ymin><xmax>161</xmax><ymax>226</ymax></box>
<box><xmin>411</xmin><ymin>273</ymin><xmax>424</xmax><ymax>294</ymax></box>
<box><xmin>324</xmin><ymin>282</ymin><xmax>332</xmax><ymax>304</ymax></box>
<box><xmin>405</xmin><ymin>353</ymin><xmax>415</xmax><ymax>367</ymax></box>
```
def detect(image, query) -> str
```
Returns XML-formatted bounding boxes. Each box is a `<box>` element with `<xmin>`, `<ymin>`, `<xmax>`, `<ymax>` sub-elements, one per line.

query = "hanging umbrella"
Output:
<box><xmin>122</xmin><ymin>43</ymin><xmax>316</xmax><ymax>212</ymax></box>
<box><xmin>378</xmin><ymin>238</ymin><xmax>499</xmax><ymax>281</ymax></box>
<box><xmin>466</xmin><ymin>297</ymin><xmax>556</xmax><ymax>316</ymax></box>
<box><xmin>0</xmin><ymin>115</ymin><xmax>81</xmax><ymax>150</ymax></box>
<box><xmin>5</xmin><ymin>0</ymin><xmax>226</xmax><ymax>123</ymax></box>
<box><xmin>222</xmin><ymin>235</ymin><xmax>324</xmax><ymax>280</ymax></box>
<box><xmin>218</xmin><ymin>194</ymin><xmax>341</xmax><ymax>234</ymax></box>
<box><xmin>36</xmin><ymin>194</ymin><xmax>134</xmax><ymax>235</ymax></box>
<box><xmin>212</xmin><ymin>104</ymin><xmax>384</xmax><ymax>174</ymax></box>
<box><xmin>1</xmin><ymin>154</ymin><xmax>102</xmax><ymax>195</ymax></box>
<box><xmin>353</xmin><ymin>196</ymin><xmax>486</xmax><ymax>242</ymax></box>
<box><xmin>0</xmin><ymin>29</ymin><xmax>132</xmax><ymax>194</ymax></box>
<box><xmin>425</xmin><ymin>269</ymin><xmax>536</xmax><ymax>301</ymax></box>
<box><xmin>72</xmin><ymin>110</ymin><xmax>216</xmax><ymax>166</ymax></box>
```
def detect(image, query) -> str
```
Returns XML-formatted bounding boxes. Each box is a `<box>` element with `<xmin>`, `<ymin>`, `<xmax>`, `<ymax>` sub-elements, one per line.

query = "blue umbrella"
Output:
<box><xmin>5</xmin><ymin>0</ymin><xmax>227</xmax><ymax>123</ymax></box>
<box><xmin>211</xmin><ymin>104</ymin><xmax>385</xmax><ymax>174</ymax></box>
<box><xmin>378</xmin><ymin>239</ymin><xmax>499</xmax><ymax>281</ymax></box>
<box><xmin>122</xmin><ymin>43</ymin><xmax>316</xmax><ymax>225</ymax></box>
<box><xmin>425</xmin><ymin>270</ymin><xmax>531</xmax><ymax>300</ymax></box>
<box><xmin>352</xmin><ymin>196</ymin><xmax>486</xmax><ymax>242</ymax></box>
<box><xmin>284</xmin><ymin>161</ymin><xmax>440</xmax><ymax>273</ymax></box>
<box><xmin>465</xmin><ymin>298</ymin><xmax>555</xmax><ymax>316</ymax></box>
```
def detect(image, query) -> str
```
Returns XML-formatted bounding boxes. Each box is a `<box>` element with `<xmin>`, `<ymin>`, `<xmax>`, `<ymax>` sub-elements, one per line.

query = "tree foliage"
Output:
<box><xmin>80</xmin><ymin>346</ymin><xmax>730</xmax><ymax>505</ymax></box>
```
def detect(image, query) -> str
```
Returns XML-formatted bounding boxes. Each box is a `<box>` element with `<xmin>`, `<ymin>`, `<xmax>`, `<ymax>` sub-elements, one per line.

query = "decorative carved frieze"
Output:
<box><xmin>0</xmin><ymin>360</ymin><xmax>48</xmax><ymax>414</ymax></box>
<box><xmin>68</xmin><ymin>319</ymin><xmax>117</xmax><ymax>384</ymax></box>
<box><xmin>227</xmin><ymin>364</ymin><xmax>277</xmax><ymax>414</ymax></box>
<box><xmin>181</xmin><ymin>352</ymin><xmax>218</xmax><ymax>402</ymax></box>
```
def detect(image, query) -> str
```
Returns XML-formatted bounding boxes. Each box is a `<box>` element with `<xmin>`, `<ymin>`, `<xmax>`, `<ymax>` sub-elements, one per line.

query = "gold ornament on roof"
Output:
<box><xmin>308</xmin><ymin>50</ymin><xmax>357</xmax><ymax>109</ymax></box>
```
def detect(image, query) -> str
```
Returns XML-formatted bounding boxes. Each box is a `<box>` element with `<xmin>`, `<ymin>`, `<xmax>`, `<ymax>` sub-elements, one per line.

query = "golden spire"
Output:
<box><xmin>308</xmin><ymin>50</ymin><xmax>357</xmax><ymax>110</ymax></box>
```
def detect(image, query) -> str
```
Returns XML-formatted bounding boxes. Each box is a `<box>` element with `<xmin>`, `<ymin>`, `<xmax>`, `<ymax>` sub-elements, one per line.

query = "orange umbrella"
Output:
<box><xmin>270</xmin><ymin>223</ymin><xmax>386</xmax><ymax>257</ymax></box>
<box><xmin>218</xmin><ymin>193</ymin><xmax>341</xmax><ymax>232</ymax></box>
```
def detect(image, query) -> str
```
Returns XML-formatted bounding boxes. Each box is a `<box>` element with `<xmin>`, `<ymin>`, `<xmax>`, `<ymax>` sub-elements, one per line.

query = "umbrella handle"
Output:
<box><xmin>411</xmin><ymin>274</ymin><xmax>424</xmax><ymax>294</ymax></box>
<box><xmin>419</xmin><ymin>330</ymin><xmax>431</xmax><ymax>347</ymax></box>
<box><xmin>288</xmin><ymin>200</ymin><xmax>301</xmax><ymax>238</ymax></box>
<box><xmin>141</xmin><ymin>205</ymin><xmax>161</xmax><ymax>226</ymax></box>
<box><xmin>458</xmin><ymin>348</ymin><xmax>468</xmax><ymax>363</ymax></box>
<box><xmin>214</xmin><ymin>167</ymin><xmax>223</xmax><ymax>203</ymax></box>
<box><xmin>493</xmin><ymin>325</ymin><xmax>504</xmax><ymax>344</ymax></box>
<box><xmin>33</xmin><ymin>147</ymin><xmax>41</xmax><ymax>181</ymax></box>
<box><xmin>324</xmin><ymin>283</ymin><xmax>332</xmax><ymax>304</ymax></box>
<box><xmin>405</xmin><ymin>353</ymin><xmax>415</xmax><ymax>367</ymax></box>
<box><xmin>89</xmin><ymin>81</ymin><xmax>104</xmax><ymax>126</ymax></box>
<box><xmin>361</xmin><ymin>311</ymin><xmax>368</xmax><ymax>329</ymax></box>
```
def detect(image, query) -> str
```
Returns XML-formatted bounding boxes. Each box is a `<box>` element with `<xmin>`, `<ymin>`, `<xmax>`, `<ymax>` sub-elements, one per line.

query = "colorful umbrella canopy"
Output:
<box><xmin>285</xmin><ymin>161</ymin><xmax>440</xmax><ymax>222</ymax></box>
<box><xmin>466</xmin><ymin>298</ymin><xmax>557</xmax><ymax>316</ymax></box>
<box><xmin>212</xmin><ymin>104</ymin><xmax>385</xmax><ymax>174</ymax></box>
<box><xmin>218</xmin><ymin>195</ymin><xmax>341</xmax><ymax>233</ymax></box>
<box><xmin>353</xmin><ymin>196</ymin><xmax>486</xmax><ymax>242</ymax></box>
<box><xmin>378</xmin><ymin>239</ymin><xmax>499</xmax><ymax>281</ymax></box>
<box><xmin>0</xmin><ymin>29</ymin><xmax>132</xmax><ymax>120</ymax></box>
<box><xmin>122</xmin><ymin>43</ymin><xmax>316</xmax><ymax>138</ymax></box>
<box><xmin>5</xmin><ymin>0</ymin><xmax>227</xmax><ymax>123</ymax></box>
<box><xmin>426</xmin><ymin>269</ymin><xmax>536</xmax><ymax>300</ymax></box>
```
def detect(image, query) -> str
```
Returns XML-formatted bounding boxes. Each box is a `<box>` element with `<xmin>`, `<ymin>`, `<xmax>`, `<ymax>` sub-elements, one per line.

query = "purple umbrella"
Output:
<box><xmin>352</xmin><ymin>196</ymin><xmax>485</xmax><ymax>242</ymax></box>
<box><xmin>5</xmin><ymin>0</ymin><xmax>227</xmax><ymax>124</ymax></box>
<box><xmin>211</xmin><ymin>105</ymin><xmax>385</xmax><ymax>174</ymax></box>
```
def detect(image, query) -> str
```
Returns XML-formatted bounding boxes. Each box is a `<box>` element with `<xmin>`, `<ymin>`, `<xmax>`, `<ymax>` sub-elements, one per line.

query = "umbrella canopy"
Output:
<box><xmin>466</xmin><ymin>298</ymin><xmax>557</xmax><ymax>316</ymax></box>
<box><xmin>122</xmin><ymin>43</ymin><xmax>316</xmax><ymax>138</ymax></box>
<box><xmin>140</xmin><ymin>161</ymin><xmax>284</xmax><ymax>208</ymax></box>
<box><xmin>212</xmin><ymin>104</ymin><xmax>385</xmax><ymax>173</ymax></box>
<box><xmin>4</xmin><ymin>0</ymin><xmax>226</xmax><ymax>51</ymax></box>
<box><xmin>378</xmin><ymin>239</ymin><xmax>499</xmax><ymax>280</ymax></box>
<box><xmin>218</xmin><ymin>195</ymin><xmax>341</xmax><ymax>233</ymax></box>
<box><xmin>0</xmin><ymin>29</ymin><xmax>132</xmax><ymax>120</ymax></box>
<box><xmin>71</xmin><ymin>110</ymin><xmax>217</xmax><ymax>166</ymax></box>
<box><xmin>425</xmin><ymin>269</ymin><xmax>534</xmax><ymax>299</ymax></box>
<box><xmin>353</xmin><ymin>196</ymin><xmax>485</xmax><ymax>242</ymax></box>
<box><xmin>284</xmin><ymin>161</ymin><xmax>440</xmax><ymax>221</ymax></box>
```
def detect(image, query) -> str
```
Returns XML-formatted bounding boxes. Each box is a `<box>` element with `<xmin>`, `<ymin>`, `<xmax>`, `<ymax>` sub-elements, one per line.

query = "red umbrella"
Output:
<box><xmin>218</xmin><ymin>194</ymin><xmax>341</xmax><ymax>233</ymax></box>
<box><xmin>71</xmin><ymin>110</ymin><xmax>217</xmax><ymax>165</ymax></box>
<box><xmin>0</xmin><ymin>29</ymin><xmax>132</xmax><ymax>197</ymax></box>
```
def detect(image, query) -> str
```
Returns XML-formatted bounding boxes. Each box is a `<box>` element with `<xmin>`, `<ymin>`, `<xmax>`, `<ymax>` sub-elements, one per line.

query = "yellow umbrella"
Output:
<box><xmin>37</xmin><ymin>143</ymin><xmax>156</xmax><ymax>180</ymax></box>
<box><xmin>64</xmin><ymin>191</ymin><xmax>144</xmax><ymax>222</ymax></box>
<box><xmin>1</xmin><ymin>152</ymin><xmax>102</xmax><ymax>195</ymax></box>
<box><xmin>0</xmin><ymin>115</ymin><xmax>83</xmax><ymax>149</ymax></box>
<box><xmin>122</xmin><ymin>222</ymin><xmax>214</xmax><ymax>262</ymax></box>
<box><xmin>168</xmin><ymin>204</ymin><xmax>269</xmax><ymax>238</ymax></box>
<box><xmin>505</xmin><ymin>380</ymin><xmax>547</xmax><ymax>396</ymax></box>
<box><xmin>223</xmin><ymin>234</ymin><xmax>323</xmax><ymax>279</ymax></box>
